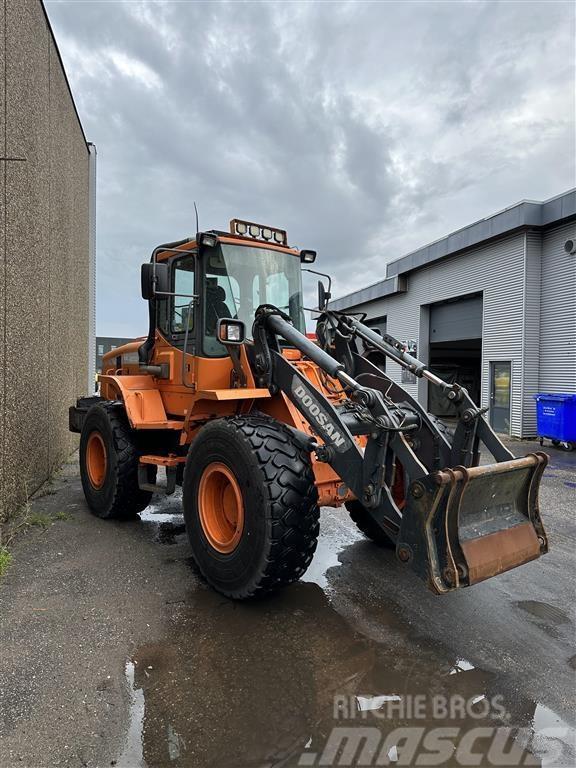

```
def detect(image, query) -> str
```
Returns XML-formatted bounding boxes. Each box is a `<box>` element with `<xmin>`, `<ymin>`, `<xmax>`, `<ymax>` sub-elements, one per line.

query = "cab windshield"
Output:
<box><xmin>203</xmin><ymin>243</ymin><xmax>305</xmax><ymax>356</ymax></box>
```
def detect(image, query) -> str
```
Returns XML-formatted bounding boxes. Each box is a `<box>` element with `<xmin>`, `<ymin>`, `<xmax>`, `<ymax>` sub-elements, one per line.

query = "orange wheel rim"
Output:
<box><xmin>198</xmin><ymin>462</ymin><xmax>244</xmax><ymax>554</ymax></box>
<box><xmin>86</xmin><ymin>431</ymin><xmax>107</xmax><ymax>489</ymax></box>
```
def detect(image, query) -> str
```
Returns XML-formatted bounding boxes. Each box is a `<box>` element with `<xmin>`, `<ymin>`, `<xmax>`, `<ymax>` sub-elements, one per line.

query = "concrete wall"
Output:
<box><xmin>0</xmin><ymin>0</ymin><xmax>90</xmax><ymax>522</ymax></box>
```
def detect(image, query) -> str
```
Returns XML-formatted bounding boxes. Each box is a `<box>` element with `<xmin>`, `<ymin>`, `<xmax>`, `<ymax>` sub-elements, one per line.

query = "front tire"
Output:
<box><xmin>79</xmin><ymin>402</ymin><xmax>153</xmax><ymax>519</ymax></box>
<box><xmin>346</xmin><ymin>500</ymin><xmax>396</xmax><ymax>548</ymax></box>
<box><xmin>183</xmin><ymin>416</ymin><xmax>320</xmax><ymax>599</ymax></box>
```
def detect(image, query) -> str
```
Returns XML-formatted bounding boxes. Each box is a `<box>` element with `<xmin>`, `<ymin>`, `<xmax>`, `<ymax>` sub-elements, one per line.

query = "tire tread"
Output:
<box><xmin>186</xmin><ymin>415</ymin><xmax>320</xmax><ymax>598</ymax></box>
<box><xmin>81</xmin><ymin>402</ymin><xmax>152</xmax><ymax>519</ymax></box>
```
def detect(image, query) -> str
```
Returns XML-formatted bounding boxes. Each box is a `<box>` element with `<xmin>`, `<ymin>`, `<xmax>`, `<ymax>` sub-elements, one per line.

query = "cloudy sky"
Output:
<box><xmin>45</xmin><ymin>0</ymin><xmax>575</xmax><ymax>337</ymax></box>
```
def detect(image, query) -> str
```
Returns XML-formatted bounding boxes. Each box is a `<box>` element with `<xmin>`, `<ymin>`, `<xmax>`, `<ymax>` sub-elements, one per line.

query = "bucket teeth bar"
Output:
<box><xmin>397</xmin><ymin>453</ymin><xmax>549</xmax><ymax>593</ymax></box>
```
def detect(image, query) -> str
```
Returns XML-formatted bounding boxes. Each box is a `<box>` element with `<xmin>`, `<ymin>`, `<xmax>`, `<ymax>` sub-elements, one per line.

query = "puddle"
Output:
<box><xmin>116</xmin><ymin>579</ymin><xmax>575</xmax><ymax>767</ymax></box>
<box><xmin>115</xmin><ymin>488</ymin><xmax>576</xmax><ymax>767</ymax></box>
<box><xmin>514</xmin><ymin>600</ymin><xmax>571</xmax><ymax>642</ymax></box>
<box><xmin>517</xmin><ymin>600</ymin><xmax>570</xmax><ymax>626</ymax></box>
<box><xmin>118</xmin><ymin>662</ymin><xmax>145</xmax><ymax>768</ymax></box>
<box><xmin>302</xmin><ymin>525</ymin><xmax>363</xmax><ymax>589</ymax></box>
<box><xmin>139</xmin><ymin>493</ymin><xmax>186</xmax><ymax>545</ymax></box>
<box><xmin>448</xmin><ymin>658</ymin><xmax>475</xmax><ymax>675</ymax></box>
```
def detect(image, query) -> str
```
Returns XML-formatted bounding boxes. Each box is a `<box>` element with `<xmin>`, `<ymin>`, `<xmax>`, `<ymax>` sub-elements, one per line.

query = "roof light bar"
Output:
<box><xmin>229</xmin><ymin>219</ymin><xmax>288</xmax><ymax>246</ymax></box>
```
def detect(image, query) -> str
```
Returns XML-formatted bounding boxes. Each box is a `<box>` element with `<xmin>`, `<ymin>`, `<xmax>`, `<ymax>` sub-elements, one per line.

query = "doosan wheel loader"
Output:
<box><xmin>70</xmin><ymin>219</ymin><xmax>548</xmax><ymax>599</ymax></box>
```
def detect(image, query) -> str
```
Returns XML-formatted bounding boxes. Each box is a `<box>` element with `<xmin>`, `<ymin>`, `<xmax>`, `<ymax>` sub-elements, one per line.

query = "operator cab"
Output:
<box><xmin>140</xmin><ymin>219</ymin><xmax>315</xmax><ymax>363</ymax></box>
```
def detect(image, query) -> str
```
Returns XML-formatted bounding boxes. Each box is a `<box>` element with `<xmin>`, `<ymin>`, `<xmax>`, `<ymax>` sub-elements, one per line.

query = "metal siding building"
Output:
<box><xmin>539</xmin><ymin>222</ymin><xmax>576</xmax><ymax>394</ymax></box>
<box><xmin>331</xmin><ymin>191</ymin><xmax>576</xmax><ymax>438</ymax></box>
<box><xmin>96</xmin><ymin>336</ymin><xmax>134</xmax><ymax>374</ymax></box>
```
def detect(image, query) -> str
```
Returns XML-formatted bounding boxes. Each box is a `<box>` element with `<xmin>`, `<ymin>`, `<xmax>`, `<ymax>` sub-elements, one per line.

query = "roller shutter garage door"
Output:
<box><xmin>430</xmin><ymin>295</ymin><xmax>482</xmax><ymax>343</ymax></box>
<box><xmin>429</xmin><ymin>295</ymin><xmax>482</xmax><ymax>416</ymax></box>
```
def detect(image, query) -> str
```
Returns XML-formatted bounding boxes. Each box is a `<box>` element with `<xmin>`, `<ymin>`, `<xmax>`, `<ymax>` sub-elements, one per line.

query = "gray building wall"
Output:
<box><xmin>347</xmin><ymin>234</ymin><xmax>529</xmax><ymax>435</ymax></box>
<box><xmin>0</xmin><ymin>0</ymin><xmax>91</xmax><ymax>523</ymax></box>
<box><xmin>522</xmin><ymin>232</ymin><xmax>542</xmax><ymax>435</ymax></box>
<box><xmin>335</xmin><ymin>217</ymin><xmax>575</xmax><ymax>438</ymax></box>
<box><xmin>539</xmin><ymin>222</ymin><xmax>576</xmax><ymax>394</ymax></box>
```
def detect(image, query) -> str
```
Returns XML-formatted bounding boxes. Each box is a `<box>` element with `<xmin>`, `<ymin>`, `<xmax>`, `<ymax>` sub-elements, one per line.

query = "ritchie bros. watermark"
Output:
<box><xmin>296</xmin><ymin>694</ymin><xmax>569</xmax><ymax>766</ymax></box>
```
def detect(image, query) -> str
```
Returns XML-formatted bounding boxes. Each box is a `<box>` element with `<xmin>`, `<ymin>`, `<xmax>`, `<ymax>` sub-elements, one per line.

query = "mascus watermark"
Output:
<box><xmin>297</xmin><ymin>725</ymin><xmax>567</xmax><ymax>766</ymax></box>
<box><xmin>296</xmin><ymin>695</ymin><xmax>568</xmax><ymax>766</ymax></box>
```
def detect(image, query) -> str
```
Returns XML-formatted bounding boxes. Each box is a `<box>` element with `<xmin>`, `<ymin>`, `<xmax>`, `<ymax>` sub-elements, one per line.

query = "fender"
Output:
<box><xmin>98</xmin><ymin>374</ymin><xmax>183</xmax><ymax>430</ymax></box>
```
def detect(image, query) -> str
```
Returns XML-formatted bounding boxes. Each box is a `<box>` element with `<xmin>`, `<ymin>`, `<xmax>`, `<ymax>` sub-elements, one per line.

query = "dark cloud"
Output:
<box><xmin>45</xmin><ymin>0</ymin><xmax>575</xmax><ymax>335</ymax></box>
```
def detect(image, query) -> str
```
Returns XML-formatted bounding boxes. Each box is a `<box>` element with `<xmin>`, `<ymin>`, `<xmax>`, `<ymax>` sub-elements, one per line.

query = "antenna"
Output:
<box><xmin>194</xmin><ymin>201</ymin><xmax>200</xmax><ymax>234</ymax></box>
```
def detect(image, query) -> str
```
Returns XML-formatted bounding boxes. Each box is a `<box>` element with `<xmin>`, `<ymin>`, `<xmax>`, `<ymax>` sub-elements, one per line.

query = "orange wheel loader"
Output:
<box><xmin>69</xmin><ymin>219</ymin><xmax>548</xmax><ymax>599</ymax></box>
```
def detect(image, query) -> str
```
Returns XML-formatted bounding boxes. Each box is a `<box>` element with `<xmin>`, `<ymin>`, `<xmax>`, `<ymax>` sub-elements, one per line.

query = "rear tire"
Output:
<box><xmin>79</xmin><ymin>402</ymin><xmax>153</xmax><ymax>519</ymax></box>
<box><xmin>183</xmin><ymin>416</ymin><xmax>320</xmax><ymax>599</ymax></box>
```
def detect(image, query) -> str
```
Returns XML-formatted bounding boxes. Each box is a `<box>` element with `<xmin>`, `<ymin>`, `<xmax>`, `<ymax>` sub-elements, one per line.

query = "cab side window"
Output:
<box><xmin>157</xmin><ymin>255</ymin><xmax>195</xmax><ymax>340</ymax></box>
<box><xmin>172</xmin><ymin>257</ymin><xmax>195</xmax><ymax>334</ymax></box>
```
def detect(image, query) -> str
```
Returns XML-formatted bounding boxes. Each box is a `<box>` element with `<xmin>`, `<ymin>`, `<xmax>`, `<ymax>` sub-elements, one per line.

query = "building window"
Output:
<box><xmin>97</xmin><ymin>344</ymin><xmax>104</xmax><ymax>354</ymax></box>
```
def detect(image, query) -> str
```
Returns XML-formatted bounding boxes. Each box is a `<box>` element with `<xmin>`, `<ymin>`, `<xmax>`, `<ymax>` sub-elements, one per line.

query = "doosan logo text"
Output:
<box><xmin>293</xmin><ymin>385</ymin><xmax>346</xmax><ymax>448</ymax></box>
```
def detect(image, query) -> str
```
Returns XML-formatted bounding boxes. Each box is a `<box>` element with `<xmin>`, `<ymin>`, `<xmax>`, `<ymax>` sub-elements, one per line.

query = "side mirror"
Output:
<box><xmin>217</xmin><ymin>318</ymin><xmax>246</xmax><ymax>345</ymax></box>
<box><xmin>318</xmin><ymin>280</ymin><xmax>331</xmax><ymax>311</ymax></box>
<box><xmin>141</xmin><ymin>262</ymin><xmax>169</xmax><ymax>300</ymax></box>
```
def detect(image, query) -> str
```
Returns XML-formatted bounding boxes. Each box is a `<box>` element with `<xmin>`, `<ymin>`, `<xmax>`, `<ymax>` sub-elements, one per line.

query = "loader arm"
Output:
<box><xmin>253</xmin><ymin>306</ymin><xmax>549</xmax><ymax>594</ymax></box>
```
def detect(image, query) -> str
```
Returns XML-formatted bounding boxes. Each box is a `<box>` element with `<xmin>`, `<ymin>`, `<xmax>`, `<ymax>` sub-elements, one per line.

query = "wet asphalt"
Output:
<box><xmin>0</xmin><ymin>439</ymin><xmax>574</xmax><ymax>768</ymax></box>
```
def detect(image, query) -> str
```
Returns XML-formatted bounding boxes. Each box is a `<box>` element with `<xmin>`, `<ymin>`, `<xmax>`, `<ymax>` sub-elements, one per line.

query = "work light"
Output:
<box><xmin>229</xmin><ymin>219</ymin><xmax>288</xmax><ymax>246</ymax></box>
<box><xmin>200</xmin><ymin>232</ymin><xmax>218</xmax><ymax>248</ymax></box>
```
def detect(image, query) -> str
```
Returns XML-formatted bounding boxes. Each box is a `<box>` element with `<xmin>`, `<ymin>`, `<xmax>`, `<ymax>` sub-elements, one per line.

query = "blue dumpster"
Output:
<box><xmin>533</xmin><ymin>393</ymin><xmax>576</xmax><ymax>446</ymax></box>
